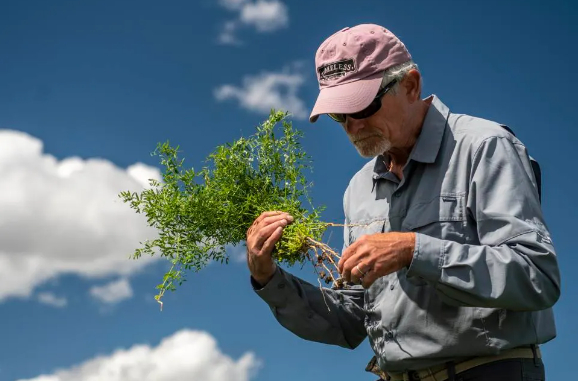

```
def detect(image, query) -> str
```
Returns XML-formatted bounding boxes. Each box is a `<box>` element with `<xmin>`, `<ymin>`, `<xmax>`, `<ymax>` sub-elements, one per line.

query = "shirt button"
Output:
<box><xmin>278</xmin><ymin>283</ymin><xmax>286</xmax><ymax>289</ymax></box>
<box><xmin>308</xmin><ymin>311</ymin><xmax>314</xmax><ymax>319</ymax></box>
<box><xmin>386</xmin><ymin>331</ymin><xmax>394</xmax><ymax>340</ymax></box>
<box><xmin>390</xmin><ymin>284</ymin><xmax>395</xmax><ymax>290</ymax></box>
<box><xmin>393</xmin><ymin>192</ymin><xmax>401</xmax><ymax>197</ymax></box>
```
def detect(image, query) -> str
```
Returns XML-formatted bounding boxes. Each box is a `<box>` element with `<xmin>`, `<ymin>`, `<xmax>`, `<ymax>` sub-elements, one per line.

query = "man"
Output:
<box><xmin>245</xmin><ymin>24</ymin><xmax>560</xmax><ymax>381</ymax></box>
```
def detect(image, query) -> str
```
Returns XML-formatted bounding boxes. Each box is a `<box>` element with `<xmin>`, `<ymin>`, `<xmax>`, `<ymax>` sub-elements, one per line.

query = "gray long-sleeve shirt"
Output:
<box><xmin>252</xmin><ymin>95</ymin><xmax>560</xmax><ymax>372</ymax></box>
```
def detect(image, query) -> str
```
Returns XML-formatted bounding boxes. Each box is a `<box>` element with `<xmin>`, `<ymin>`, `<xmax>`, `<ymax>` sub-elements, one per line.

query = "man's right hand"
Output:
<box><xmin>246</xmin><ymin>211</ymin><xmax>294</xmax><ymax>287</ymax></box>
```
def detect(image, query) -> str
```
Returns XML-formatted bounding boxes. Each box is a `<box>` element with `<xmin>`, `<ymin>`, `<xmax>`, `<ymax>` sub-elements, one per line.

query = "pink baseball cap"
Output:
<box><xmin>309</xmin><ymin>24</ymin><xmax>412</xmax><ymax>123</ymax></box>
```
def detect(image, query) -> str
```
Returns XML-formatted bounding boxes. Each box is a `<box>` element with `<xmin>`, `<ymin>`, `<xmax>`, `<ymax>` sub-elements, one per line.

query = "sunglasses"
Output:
<box><xmin>328</xmin><ymin>79</ymin><xmax>397</xmax><ymax>123</ymax></box>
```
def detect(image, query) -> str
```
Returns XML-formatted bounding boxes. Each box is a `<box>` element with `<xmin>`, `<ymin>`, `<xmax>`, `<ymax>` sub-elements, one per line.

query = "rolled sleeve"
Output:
<box><xmin>407</xmin><ymin>232</ymin><xmax>443</xmax><ymax>283</ymax></box>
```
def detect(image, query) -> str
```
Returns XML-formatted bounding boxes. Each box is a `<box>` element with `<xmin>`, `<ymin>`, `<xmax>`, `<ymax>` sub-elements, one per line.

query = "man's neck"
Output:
<box><xmin>386</xmin><ymin>98</ymin><xmax>432</xmax><ymax>167</ymax></box>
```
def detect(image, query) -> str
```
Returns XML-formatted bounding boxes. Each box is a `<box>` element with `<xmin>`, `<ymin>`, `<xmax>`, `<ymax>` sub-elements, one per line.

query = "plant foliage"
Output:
<box><xmin>119</xmin><ymin>111</ymin><xmax>338</xmax><ymax>302</ymax></box>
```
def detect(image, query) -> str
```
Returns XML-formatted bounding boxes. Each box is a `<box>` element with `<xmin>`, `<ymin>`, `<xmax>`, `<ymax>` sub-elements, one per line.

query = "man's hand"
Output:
<box><xmin>246</xmin><ymin>211</ymin><xmax>294</xmax><ymax>287</ymax></box>
<box><xmin>338</xmin><ymin>232</ymin><xmax>416</xmax><ymax>288</ymax></box>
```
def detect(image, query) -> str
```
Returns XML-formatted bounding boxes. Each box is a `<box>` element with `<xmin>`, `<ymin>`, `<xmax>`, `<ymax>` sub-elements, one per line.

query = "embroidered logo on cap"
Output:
<box><xmin>317</xmin><ymin>58</ymin><xmax>356</xmax><ymax>81</ymax></box>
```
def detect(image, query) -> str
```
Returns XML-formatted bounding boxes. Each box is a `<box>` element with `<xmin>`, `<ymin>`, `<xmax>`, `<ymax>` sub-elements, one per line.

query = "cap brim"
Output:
<box><xmin>309</xmin><ymin>72</ymin><xmax>383</xmax><ymax>123</ymax></box>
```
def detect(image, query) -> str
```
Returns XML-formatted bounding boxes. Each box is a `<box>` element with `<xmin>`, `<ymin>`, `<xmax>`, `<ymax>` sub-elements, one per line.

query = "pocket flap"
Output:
<box><xmin>402</xmin><ymin>193</ymin><xmax>466</xmax><ymax>230</ymax></box>
<box><xmin>348</xmin><ymin>219</ymin><xmax>387</xmax><ymax>245</ymax></box>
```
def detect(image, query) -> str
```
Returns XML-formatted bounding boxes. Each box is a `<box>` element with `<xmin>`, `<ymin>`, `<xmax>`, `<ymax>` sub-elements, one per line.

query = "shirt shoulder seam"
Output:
<box><xmin>471</xmin><ymin>135</ymin><xmax>518</xmax><ymax>162</ymax></box>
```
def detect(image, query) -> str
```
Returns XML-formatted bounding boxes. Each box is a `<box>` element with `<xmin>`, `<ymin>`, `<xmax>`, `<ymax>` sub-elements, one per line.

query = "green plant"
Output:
<box><xmin>119</xmin><ymin>110</ymin><xmax>343</xmax><ymax>308</ymax></box>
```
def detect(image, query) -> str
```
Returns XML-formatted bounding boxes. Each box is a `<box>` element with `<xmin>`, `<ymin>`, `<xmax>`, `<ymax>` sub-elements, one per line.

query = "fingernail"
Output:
<box><xmin>287</xmin><ymin>215</ymin><xmax>294</xmax><ymax>222</ymax></box>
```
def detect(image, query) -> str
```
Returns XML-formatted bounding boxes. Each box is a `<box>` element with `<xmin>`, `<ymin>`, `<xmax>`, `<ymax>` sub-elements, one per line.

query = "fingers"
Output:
<box><xmin>361</xmin><ymin>269</ymin><xmax>380</xmax><ymax>289</ymax></box>
<box><xmin>345</xmin><ymin>261</ymin><xmax>379</xmax><ymax>288</ymax></box>
<box><xmin>338</xmin><ymin>234</ymin><xmax>366</xmax><ymax>273</ymax></box>
<box><xmin>341</xmin><ymin>253</ymin><xmax>362</xmax><ymax>284</ymax></box>
<box><xmin>261</xmin><ymin>226</ymin><xmax>284</xmax><ymax>256</ymax></box>
<box><xmin>338</xmin><ymin>235</ymin><xmax>373</xmax><ymax>285</ymax></box>
<box><xmin>261</xmin><ymin>213</ymin><xmax>293</xmax><ymax>228</ymax></box>
<box><xmin>247</xmin><ymin>212</ymin><xmax>291</xmax><ymax>237</ymax></box>
<box><xmin>254</xmin><ymin>211</ymin><xmax>293</xmax><ymax>227</ymax></box>
<box><xmin>254</xmin><ymin>219</ymin><xmax>289</xmax><ymax>251</ymax></box>
<box><xmin>339</xmin><ymin>238</ymin><xmax>364</xmax><ymax>282</ymax></box>
<box><xmin>246</xmin><ymin>211</ymin><xmax>293</xmax><ymax>255</ymax></box>
<box><xmin>255</xmin><ymin>210</ymin><xmax>285</xmax><ymax>223</ymax></box>
<box><xmin>339</xmin><ymin>232</ymin><xmax>412</xmax><ymax>289</ymax></box>
<box><xmin>252</xmin><ymin>216</ymin><xmax>293</xmax><ymax>251</ymax></box>
<box><xmin>248</xmin><ymin>211</ymin><xmax>283</xmax><ymax>233</ymax></box>
<box><xmin>343</xmin><ymin>258</ymin><xmax>369</xmax><ymax>285</ymax></box>
<box><xmin>351</xmin><ymin>263</ymin><xmax>369</xmax><ymax>284</ymax></box>
<box><xmin>246</xmin><ymin>211</ymin><xmax>292</xmax><ymax>285</ymax></box>
<box><xmin>338</xmin><ymin>242</ymin><xmax>354</xmax><ymax>274</ymax></box>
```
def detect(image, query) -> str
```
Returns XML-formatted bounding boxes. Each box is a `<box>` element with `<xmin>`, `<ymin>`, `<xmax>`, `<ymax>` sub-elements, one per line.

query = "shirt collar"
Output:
<box><xmin>372</xmin><ymin>94</ymin><xmax>450</xmax><ymax>177</ymax></box>
<box><xmin>409</xmin><ymin>95</ymin><xmax>449</xmax><ymax>164</ymax></box>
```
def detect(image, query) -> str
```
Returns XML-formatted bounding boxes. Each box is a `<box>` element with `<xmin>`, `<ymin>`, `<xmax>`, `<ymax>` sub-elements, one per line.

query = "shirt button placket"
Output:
<box><xmin>390</xmin><ymin>190</ymin><xmax>403</xmax><ymax>230</ymax></box>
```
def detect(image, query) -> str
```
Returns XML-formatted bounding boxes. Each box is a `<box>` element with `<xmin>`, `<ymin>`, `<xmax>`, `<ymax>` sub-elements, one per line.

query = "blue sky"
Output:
<box><xmin>0</xmin><ymin>0</ymin><xmax>576</xmax><ymax>380</ymax></box>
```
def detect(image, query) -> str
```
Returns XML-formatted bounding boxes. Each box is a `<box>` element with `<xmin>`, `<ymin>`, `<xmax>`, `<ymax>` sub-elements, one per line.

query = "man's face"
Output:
<box><xmin>343</xmin><ymin>86</ymin><xmax>409</xmax><ymax>158</ymax></box>
<box><xmin>345</xmin><ymin>121</ymin><xmax>392</xmax><ymax>158</ymax></box>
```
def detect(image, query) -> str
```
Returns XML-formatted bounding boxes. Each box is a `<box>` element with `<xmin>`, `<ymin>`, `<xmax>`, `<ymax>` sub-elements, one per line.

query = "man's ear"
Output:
<box><xmin>403</xmin><ymin>69</ymin><xmax>422</xmax><ymax>102</ymax></box>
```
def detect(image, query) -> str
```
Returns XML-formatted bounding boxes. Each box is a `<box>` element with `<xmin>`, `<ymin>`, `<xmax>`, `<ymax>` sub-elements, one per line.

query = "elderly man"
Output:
<box><xmin>246</xmin><ymin>24</ymin><xmax>560</xmax><ymax>381</ymax></box>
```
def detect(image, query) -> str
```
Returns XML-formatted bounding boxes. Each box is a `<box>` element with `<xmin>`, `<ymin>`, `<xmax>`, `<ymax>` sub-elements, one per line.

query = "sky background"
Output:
<box><xmin>0</xmin><ymin>0</ymin><xmax>576</xmax><ymax>380</ymax></box>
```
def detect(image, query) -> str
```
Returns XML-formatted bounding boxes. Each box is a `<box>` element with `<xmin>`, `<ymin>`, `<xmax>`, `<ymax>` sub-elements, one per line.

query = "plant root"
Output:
<box><xmin>305</xmin><ymin>237</ymin><xmax>347</xmax><ymax>290</ymax></box>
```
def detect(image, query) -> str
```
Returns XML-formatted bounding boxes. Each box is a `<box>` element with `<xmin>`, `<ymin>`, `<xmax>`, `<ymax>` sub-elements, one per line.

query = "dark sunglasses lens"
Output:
<box><xmin>328</xmin><ymin>113</ymin><xmax>346</xmax><ymax>123</ymax></box>
<box><xmin>350</xmin><ymin>98</ymin><xmax>381</xmax><ymax>120</ymax></box>
<box><xmin>327</xmin><ymin>81</ymin><xmax>393</xmax><ymax>123</ymax></box>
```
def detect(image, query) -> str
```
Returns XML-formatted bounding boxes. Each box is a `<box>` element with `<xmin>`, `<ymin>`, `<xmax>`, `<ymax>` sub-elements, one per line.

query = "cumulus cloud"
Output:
<box><xmin>219</xmin><ymin>20</ymin><xmax>242</xmax><ymax>46</ymax></box>
<box><xmin>17</xmin><ymin>329</ymin><xmax>261</xmax><ymax>381</ymax></box>
<box><xmin>89</xmin><ymin>278</ymin><xmax>133</xmax><ymax>304</ymax></box>
<box><xmin>239</xmin><ymin>0</ymin><xmax>288</xmax><ymax>32</ymax></box>
<box><xmin>225</xmin><ymin>243</ymin><xmax>247</xmax><ymax>263</ymax></box>
<box><xmin>0</xmin><ymin>130</ymin><xmax>161</xmax><ymax>302</ymax></box>
<box><xmin>37</xmin><ymin>292</ymin><xmax>67</xmax><ymax>308</ymax></box>
<box><xmin>214</xmin><ymin>63</ymin><xmax>308</xmax><ymax>119</ymax></box>
<box><xmin>217</xmin><ymin>0</ymin><xmax>288</xmax><ymax>45</ymax></box>
<box><xmin>127</xmin><ymin>163</ymin><xmax>163</xmax><ymax>189</ymax></box>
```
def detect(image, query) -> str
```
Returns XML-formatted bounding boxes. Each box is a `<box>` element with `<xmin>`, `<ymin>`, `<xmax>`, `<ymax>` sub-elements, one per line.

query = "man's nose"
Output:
<box><xmin>344</xmin><ymin>117</ymin><xmax>366</xmax><ymax>135</ymax></box>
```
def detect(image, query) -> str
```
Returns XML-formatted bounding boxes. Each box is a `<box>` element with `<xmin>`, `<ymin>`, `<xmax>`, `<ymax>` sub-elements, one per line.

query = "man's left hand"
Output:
<box><xmin>338</xmin><ymin>232</ymin><xmax>416</xmax><ymax>288</ymax></box>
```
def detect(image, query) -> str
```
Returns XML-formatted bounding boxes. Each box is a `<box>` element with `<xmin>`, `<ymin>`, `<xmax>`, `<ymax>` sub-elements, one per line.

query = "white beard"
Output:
<box><xmin>348</xmin><ymin>134</ymin><xmax>392</xmax><ymax>158</ymax></box>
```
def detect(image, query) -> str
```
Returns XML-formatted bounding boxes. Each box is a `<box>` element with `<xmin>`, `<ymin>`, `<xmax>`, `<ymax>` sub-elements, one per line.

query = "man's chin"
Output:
<box><xmin>354</xmin><ymin>142</ymin><xmax>391</xmax><ymax>158</ymax></box>
<box><xmin>357</xmin><ymin>150</ymin><xmax>378</xmax><ymax>158</ymax></box>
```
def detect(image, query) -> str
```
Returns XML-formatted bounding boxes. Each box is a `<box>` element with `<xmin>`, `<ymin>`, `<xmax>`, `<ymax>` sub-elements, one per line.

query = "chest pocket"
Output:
<box><xmin>348</xmin><ymin>218</ymin><xmax>387</xmax><ymax>246</ymax></box>
<box><xmin>402</xmin><ymin>193</ymin><xmax>467</xmax><ymax>241</ymax></box>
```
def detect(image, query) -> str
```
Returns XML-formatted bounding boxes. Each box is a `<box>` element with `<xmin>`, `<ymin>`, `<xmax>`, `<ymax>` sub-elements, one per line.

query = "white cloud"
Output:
<box><xmin>218</xmin><ymin>20</ymin><xmax>243</xmax><ymax>46</ymax></box>
<box><xmin>18</xmin><ymin>329</ymin><xmax>261</xmax><ymax>381</ymax></box>
<box><xmin>57</xmin><ymin>157</ymin><xmax>84</xmax><ymax>178</ymax></box>
<box><xmin>239</xmin><ymin>0</ymin><xmax>288</xmax><ymax>32</ymax></box>
<box><xmin>225</xmin><ymin>243</ymin><xmax>247</xmax><ymax>263</ymax></box>
<box><xmin>217</xmin><ymin>0</ymin><xmax>288</xmax><ymax>45</ymax></box>
<box><xmin>214</xmin><ymin>64</ymin><xmax>307</xmax><ymax>119</ymax></box>
<box><xmin>37</xmin><ymin>292</ymin><xmax>67</xmax><ymax>308</ymax></box>
<box><xmin>89</xmin><ymin>278</ymin><xmax>133</xmax><ymax>304</ymax></box>
<box><xmin>0</xmin><ymin>130</ymin><xmax>162</xmax><ymax>302</ymax></box>
<box><xmin>127</xmin><ymin>162</ymin><xmax>162</xmax><ymax>189</ymax></box>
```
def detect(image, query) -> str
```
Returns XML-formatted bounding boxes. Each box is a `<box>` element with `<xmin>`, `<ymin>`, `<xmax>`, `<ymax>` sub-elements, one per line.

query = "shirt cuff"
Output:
<box><xmin>250</xmin><ymin>266</ymin><xmax>293</xmax><ymax>307</ymax></box>
<box><xmin>406</xmin><ymin>232</ymin><xmax>443</xmax><ymax>283</ymax></box>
